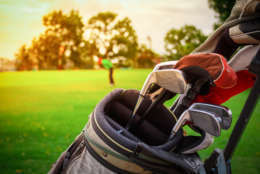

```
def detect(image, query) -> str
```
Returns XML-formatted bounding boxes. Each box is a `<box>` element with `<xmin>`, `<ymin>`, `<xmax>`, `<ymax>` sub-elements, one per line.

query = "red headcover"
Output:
<box><xmin>174</xmin><ymin>53</ymin><xmax>256</xmax><ymax>105</ymax></box>
<box><xmin>194</xmin><ymin>70</ymin><xmax>256</xmax><ymax>105</ymax></box>
<box><xmin>174</xmin><ymin>53</ymin><xmax>238</xmax><ymax>89</ymax></box>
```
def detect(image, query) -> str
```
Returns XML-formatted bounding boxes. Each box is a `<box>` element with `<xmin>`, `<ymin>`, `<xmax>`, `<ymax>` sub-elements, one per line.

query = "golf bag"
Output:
<box><xmin>48</xmin><ymin>51</ymin><xmax>239</xmax><ymax>174</ymax></box>
<box><xmin>49</xmin><ymin>88</ymin><xmax>212</xmax><ymax>174</ymax></box>
<box><xmin>48</xmin><ymin>49</ymin><xmax>259</xmax><ymax>174</ymax></box>
<box><xmin>49</xmin><ymin>0</ymin><xmax>260</xmax><ymax>173</ymax></box>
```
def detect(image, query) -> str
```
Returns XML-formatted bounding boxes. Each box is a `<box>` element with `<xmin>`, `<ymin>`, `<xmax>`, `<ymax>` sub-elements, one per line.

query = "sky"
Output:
<box><xmin>0</xmin><ymin>0</ymin><xmax>217</xmax><ymax>59</ymax></box>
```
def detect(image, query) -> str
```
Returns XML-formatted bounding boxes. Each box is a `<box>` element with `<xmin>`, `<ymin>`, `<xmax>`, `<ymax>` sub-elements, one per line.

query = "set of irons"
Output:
<box><xmin>125</xmin><ymin>62</ymin><xmax>232</xmax><ymax>153</ymax></box>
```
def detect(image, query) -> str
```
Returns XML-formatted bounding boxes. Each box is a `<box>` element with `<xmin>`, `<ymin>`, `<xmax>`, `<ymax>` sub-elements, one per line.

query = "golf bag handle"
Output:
<box><xmin>224</xmin><ymin>46</ymin><xmax>260</xmax><ymax>162</ymax></box>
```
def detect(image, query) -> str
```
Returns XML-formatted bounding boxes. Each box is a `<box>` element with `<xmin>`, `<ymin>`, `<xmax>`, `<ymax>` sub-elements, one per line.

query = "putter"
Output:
<box><xmin>169</xmin><ymin>105</ymin><xmax>222</xmax><ymax>140</ymax></box>
<box><xmin>190</xmin><ymin>103</ymin><xmax>232</xmax><ymax>130</ymax></box>
<box><xmin>125</xmin><ymin>68</ymin><xmax>187</xmax><ymax>130</ymax></box>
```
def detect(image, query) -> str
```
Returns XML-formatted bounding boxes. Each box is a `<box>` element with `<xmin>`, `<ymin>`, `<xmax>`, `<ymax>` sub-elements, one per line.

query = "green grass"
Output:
<box><xmin>0</xmin><ymin>69</ymin><xmax>259</xmax><ymax>174</ymax></box>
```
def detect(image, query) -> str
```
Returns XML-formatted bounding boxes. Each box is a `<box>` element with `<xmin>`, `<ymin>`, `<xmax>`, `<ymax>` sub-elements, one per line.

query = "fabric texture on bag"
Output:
<box><xmin>48</xmin><ymin>121</ymin><xmax>116</xmax><ymax>174</ymax></box>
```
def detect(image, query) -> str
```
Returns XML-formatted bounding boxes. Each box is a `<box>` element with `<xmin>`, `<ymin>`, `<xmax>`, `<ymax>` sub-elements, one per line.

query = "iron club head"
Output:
<box><xmin>190</xmin><ymin>103</ymin><xmax>232</xmax><ymax>130</ymax></box>
<box><xmin>126</xmin><ymin>68</ymin><xmax>187</xmax><ymax>130</ymax></box>
<box><xmin>170</xmin><ymin>107</ymin><xmax>222</xmax><ymax>139</ymax></box>
<box><xmin>140</xmin><ymin>69</ymin><xmax>187</xmax><ymax>96</ymax></box>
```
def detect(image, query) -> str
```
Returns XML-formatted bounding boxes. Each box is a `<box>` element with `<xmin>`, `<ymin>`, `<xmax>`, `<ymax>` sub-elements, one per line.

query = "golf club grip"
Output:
<box><xmin>173</xmin><ymin>84</ymin><xmax>200</xmax><ymax>117</ymax></box>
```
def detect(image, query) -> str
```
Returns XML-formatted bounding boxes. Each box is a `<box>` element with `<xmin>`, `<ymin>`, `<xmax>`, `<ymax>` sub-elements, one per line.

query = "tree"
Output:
<box><xmin>16</xmin><ymin>10</ymin><xmax>93</xmax><ymax>70</ymax></box>
<box><xmin>42</xmin><ymin>10</ymin><xmax>91</xmax><ymax>69</ymax></box>
<box><xmin>85</xmin><ymin>11</ymin><xmax>138</xmax><ymax>65</ymax></box>
<box><xmin>164</xmin><ymin>25</ymin><xmax>207</xmax><ymax>60</ymax></box>
<box><xmin>15</xmin><ymin>45</ymin><xmax>33</xmax><ymax>70</ymax></box>
<box><xmin>0</xmin><ymin>57</ymin><xmax>16</xmax><ymax>71</ymax></box>
<box><xmin>29</xmin><ymin>32</ymin><xmax>62</xmax><ymax>70</ymax></box>
<box><xmin>135</xmin><ymin>44</ymin><xmax>161</xmax><ymax>68</ymax></box>
<box><xmin>208</xmin><ymin>0</ymin><xmax>236</xmax><ymax>29</ymax></box>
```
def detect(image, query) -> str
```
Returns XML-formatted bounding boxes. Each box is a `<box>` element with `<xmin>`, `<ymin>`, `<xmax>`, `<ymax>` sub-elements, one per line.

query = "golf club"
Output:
<box><xmin>190</xmin><ymin>103</ymin><xmax>232</xmax><ymax>130</ymax></box>
<box><xmin>169</xmin><ymin>104</ymin><xmax>222</xmax><ymax>140</ymax></box>
<box><xmin>125</xmin><ymin>68</ymin><xmax>187</xmax><ymax>130</ymax></box>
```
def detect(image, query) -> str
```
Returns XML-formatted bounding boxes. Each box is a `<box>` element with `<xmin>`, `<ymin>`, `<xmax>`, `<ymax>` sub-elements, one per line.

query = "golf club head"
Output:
<box><xmin>170</xmin><ymin>107</ymin><xmax>221</xmax><ymax>139</ymax></box>
<box><xmin>140</xmin><ymin>69</ymin><xmax>187</xmax><ymax>96</ymax></box>
<box><xmin>128</xmin><ymin>68</ymin><xmax>187</xmax><ymax>130</ymax></box>
<box><xmin>189</xmin><ymin>109</ymin><xmax>221</xmax><ymax>137</ymax></box>
<box><xmin>190</xmin><ymin>103</ymin><xmax>232</xmax><ymax>130</ymax></box>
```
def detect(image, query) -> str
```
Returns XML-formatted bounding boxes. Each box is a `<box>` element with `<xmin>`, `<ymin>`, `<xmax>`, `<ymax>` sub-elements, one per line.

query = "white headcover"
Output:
<box><xmin>228</xmin><ymin>44</ymin><xmax>260</xmax><ymax>72</ymax></box>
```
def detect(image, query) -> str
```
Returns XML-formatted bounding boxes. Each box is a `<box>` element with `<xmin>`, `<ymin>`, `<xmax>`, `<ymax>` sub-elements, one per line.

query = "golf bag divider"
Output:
<box><xmin>101</xmin><ymin>89</ymin><xmax>180</xmax><ymax>146</ymax></box>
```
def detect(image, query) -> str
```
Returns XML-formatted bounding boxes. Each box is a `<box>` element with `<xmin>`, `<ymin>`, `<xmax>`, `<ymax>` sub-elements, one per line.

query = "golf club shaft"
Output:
<box><xmin>134</xmin><ymin>89</ymin><xmax>167</xmax><ymax>129</ymax></box>
<box><xmin>168</xmin><ymin>111</ymin><xmax>189</xmax><ymax>140</ymax></box>
<box><xmin>125</xmin><ymin>95</ymin><xmax>144</xmax><ymax>130</ymax></box>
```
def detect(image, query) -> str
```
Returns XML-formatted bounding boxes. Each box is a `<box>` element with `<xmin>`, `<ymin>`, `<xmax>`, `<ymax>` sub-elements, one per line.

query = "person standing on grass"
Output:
<box><xmin>98</xmin><ymin>57</ymin><xmax>115</xmax><ymax>86</ymax></box>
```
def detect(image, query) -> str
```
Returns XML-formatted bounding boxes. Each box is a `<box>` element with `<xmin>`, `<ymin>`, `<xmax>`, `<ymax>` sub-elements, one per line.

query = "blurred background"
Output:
<box><xmin>1</xmin><ymin>0</ymin><xmax>259</xmax><ymax>174</ymax></box>
<box><xmin>0</xmin><ymin>0</ymin><xmax>225</xmax><ymax>70</ymax></box>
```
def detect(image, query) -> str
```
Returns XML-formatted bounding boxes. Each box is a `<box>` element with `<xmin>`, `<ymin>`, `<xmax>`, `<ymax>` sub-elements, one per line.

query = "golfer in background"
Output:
<box><xmin>98</xmin><ymin>58</ymin><xmax>115</xmax><ymax>86</ymax></box>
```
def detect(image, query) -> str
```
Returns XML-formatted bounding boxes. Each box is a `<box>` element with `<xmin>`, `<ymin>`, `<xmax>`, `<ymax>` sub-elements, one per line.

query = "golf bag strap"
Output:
<box><xmin>48</xmin><ymin>152</ymin><xmax>66</xmax><ymax>174</ymax></box>
<box><xmin>48</xmin><ymin>133</ymin><xmax>85</xmax><ymax>174</ymax></box>
<box><xmin>62</xmin><ymin>134</ymin><xmax>85</xmax><ymax>171</ymax></box>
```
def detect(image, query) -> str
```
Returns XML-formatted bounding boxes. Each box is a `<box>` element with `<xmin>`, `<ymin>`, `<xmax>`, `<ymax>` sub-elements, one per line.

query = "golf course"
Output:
<box><xmin>0</xmin><ymin>69</ymin><xmax>259</xmax><ymax>174</ymax></box>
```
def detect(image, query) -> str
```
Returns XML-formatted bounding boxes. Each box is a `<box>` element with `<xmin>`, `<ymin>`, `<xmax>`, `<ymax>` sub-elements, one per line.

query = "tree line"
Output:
<box><xmin>15</xmin><ymin>0</ymin><xmax>234</xmax><ymax>70</ymax></box>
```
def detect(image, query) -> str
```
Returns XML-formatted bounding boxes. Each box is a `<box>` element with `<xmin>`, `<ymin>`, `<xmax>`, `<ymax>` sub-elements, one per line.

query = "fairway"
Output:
<box><xmin>0</xmin><ymin>70</ymin><xmax>259</xmax><ymax>174</ymax></box>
